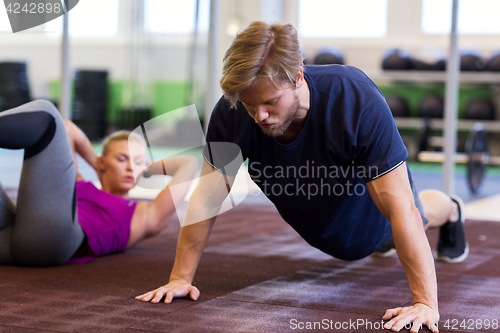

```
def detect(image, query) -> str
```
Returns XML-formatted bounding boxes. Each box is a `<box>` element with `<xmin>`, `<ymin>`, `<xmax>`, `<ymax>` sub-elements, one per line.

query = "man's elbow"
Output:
<box><xmin>385</xmin><ymin>197</ymin><xmax>417</xmax><ymax>223</ymax></box>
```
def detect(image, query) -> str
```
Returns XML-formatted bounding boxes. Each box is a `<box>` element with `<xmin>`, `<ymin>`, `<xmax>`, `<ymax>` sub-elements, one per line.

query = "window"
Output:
<box><xmin>422</xmin><ymin>0</ymin><xmax>500</xmax><ymax>34</ymax></box>
<box><xmin>145</xmin><ymin>0</ymin><xmax>209</xmax><ymax>34</ymax></box>
<box><xmin>298</xmin><ymin>0</ymin><xmax>388</xmax><ymax>38</ymax></box>
<box><xmin>44</xmin><ymin>0</ymin><xmax>119</xmax><ymax>37</ymax></box>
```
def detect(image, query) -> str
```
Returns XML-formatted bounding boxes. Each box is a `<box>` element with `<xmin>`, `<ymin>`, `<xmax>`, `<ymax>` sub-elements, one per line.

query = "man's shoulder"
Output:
<box><xmin>305</xmin><ymin>65</ymin><xmax>382</xmax><ymax>105</ymax></box>
<box><xmin>207</xmin><ymin>96</ymin><xmax>256</xmax><ymax>144</ymax></box>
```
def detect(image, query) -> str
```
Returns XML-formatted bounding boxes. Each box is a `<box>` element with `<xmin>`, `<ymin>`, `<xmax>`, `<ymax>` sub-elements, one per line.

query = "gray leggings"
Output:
<box><xmin>0</xmin><ymin>100</ymin><xmax>85</xmax><ymax>266</ymax></box>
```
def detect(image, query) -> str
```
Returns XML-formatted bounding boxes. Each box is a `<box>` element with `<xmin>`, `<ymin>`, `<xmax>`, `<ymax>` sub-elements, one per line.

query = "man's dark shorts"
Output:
<box><xmin>408</xmin><ymin>168</ymin><xmax>429</xmax><ymax>227</ymax></box>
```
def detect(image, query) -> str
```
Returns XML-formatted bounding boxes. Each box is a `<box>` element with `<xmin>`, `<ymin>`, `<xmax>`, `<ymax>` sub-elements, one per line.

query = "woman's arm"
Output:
<box><xmin>142</xmin><ymin>155</ymin><xmax>198</xmax><ymax>178</ymax></box>
<box><xmin>150</xmin><ymin>155</ymin><xmax>200</xmax><ymax>210</ymax></box>
<box><xmin>64</xmin><ymin>120</ymin><xmax>99</xmax><ymax>181</ymax></box>
<box><xmin>126</xmin><ymin>155</ymin><xmax>200</xmax><ymax>248</ymax></box>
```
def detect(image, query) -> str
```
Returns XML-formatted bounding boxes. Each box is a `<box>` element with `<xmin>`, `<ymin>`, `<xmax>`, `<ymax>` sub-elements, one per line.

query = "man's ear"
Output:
<box><xmin>295</xmin><ymin>68</ymin><xmax>305</xmax><ymax>89</ymax></box>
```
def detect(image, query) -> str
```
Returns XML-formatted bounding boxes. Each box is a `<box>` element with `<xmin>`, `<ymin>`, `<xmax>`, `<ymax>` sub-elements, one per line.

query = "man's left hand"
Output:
<box><xmin>383</xmin><ymin>303</ymin><xmax>439</xmax><ymax>333</ymax></box>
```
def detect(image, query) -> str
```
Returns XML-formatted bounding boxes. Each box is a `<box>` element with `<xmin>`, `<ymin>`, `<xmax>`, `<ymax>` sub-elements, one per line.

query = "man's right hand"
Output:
<box><xmin>135</xmin><ymin>278</ymin><xmax>200</xmax><ymax>304</ymax></box>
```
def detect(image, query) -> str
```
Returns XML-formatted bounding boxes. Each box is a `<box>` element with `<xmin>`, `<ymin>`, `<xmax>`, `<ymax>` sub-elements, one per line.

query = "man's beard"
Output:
<box><xmin>258</xmin><ymin>94</ymin><xmax>300</xmax><ymax>138</ymax></box>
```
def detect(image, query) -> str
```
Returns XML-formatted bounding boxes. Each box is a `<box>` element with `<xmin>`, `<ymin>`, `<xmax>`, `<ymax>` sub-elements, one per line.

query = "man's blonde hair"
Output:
<box><xmin>220</xmin><ymin>21</ymin><xmax>304</xmax><ymax>108</ymax></box>
<box><xmin>101</xmin><ymin>130</ymin><xmax>146</xmax><ymax>156</ymax></box>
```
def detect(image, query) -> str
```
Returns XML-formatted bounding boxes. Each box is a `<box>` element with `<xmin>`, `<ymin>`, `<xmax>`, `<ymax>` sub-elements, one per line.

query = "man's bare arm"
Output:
<box><xmin>136</xmin><ymin>158</ymin><xmax>236</xmax><ymax>303</ymax></box>
<box><xmin>366</xmin><ymin>162</ymin><xmax>439</xmax><ymax>333</ymax></box>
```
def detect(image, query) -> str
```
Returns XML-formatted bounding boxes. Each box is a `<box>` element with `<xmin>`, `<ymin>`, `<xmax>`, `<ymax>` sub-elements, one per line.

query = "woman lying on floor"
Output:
<box><xmin>0</xmin><ymin>100</ymin><xmax>199</xmax><ymax>266</ymax></box>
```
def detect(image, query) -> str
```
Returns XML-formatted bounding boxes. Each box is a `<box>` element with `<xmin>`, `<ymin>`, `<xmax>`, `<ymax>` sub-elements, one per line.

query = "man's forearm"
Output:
<box><xmin>169</xmin><ymin>159</ymin><xmax>232</xmax><ymax>283</ymax></box>
<box><xmin>169</xmin><ymin>182</ymin><xmax>223</xmax><ymax>283</ymax></box>
<box><xmin>391</xmin><ymin>207</ymin><xmax>438</xmax><ymax>310</ymax></box>
<box><xmin>170</xmin><ymin>217</ymin><xmax>216</xmax><ymax>283</ymax></box>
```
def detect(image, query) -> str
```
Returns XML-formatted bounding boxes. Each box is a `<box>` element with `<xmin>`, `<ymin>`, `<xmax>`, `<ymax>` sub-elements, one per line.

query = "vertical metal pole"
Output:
<box><xmin>443</xmin><ymin>0</ymin><xmax>460</xmax><ymax>195</ymax></box>
<box><xmin>60</xmin><ymin>3</ymin><xmax>71</xmax><ymax>119</ymax></box>
<box><xmin>204</xmin><ymin>0</ymin><xmax>220</xmax><ymax>134</ymax></box>
<box><xmin>186</xmin><ymin>0</ymin><xmax>200</xmax><ymax>106</ymax></box>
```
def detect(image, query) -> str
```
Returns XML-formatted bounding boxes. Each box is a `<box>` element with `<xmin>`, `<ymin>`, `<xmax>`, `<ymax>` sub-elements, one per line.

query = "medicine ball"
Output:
<box><xmin>303</xmin><ymin>57</ymin><xmax>312</xmax><ymax>65</ymax></box>
<box><xmin>486</xmin><ymin>51</ymin><xmax>500</xmax><ymax>71</ymax></box>
<box><xmin>461</xmin><ymin>51</ymin><xmax>484</xmax><ymax>71</ymax></box>
<box><xmin>386</xmin><ymin>96</ymin><xmax>410</xmax><ymax>117</ymax></box>
<box><xmin>382</xmin><ymin>49</ymin><xmax>413</xmax><ymax>70</ymax></box>
<box><xmin>464</xmin><ymin>99</ymin><xmax>496</xmax><ymax>120</ymax></box>
<box><xmin>314</xmin><ymin>47</ymin><xmax>345</xmax><ymax>65</ymax></box>
<box><xmin>419</xmin><ymin>95</ymin><xmax>444</xmax><ymax>119</ymax></box>
<box><xmin>411</xmin><ymin>46</ymin><xmax>446</xmax><ymax>71</ymax></box>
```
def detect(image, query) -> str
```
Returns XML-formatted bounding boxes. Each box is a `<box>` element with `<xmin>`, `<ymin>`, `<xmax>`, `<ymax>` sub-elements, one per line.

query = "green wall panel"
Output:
<box><xmin>50</xmin><ymin>79</ymin><xmax>190</xmax><ymax>124</ymax></box>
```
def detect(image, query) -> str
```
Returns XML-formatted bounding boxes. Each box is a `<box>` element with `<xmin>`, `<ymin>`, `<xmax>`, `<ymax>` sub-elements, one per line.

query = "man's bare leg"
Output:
<box><xmin>419</xmin><ymin>189</ymin><xmax>458</xmax><ymax>229</ymax></box>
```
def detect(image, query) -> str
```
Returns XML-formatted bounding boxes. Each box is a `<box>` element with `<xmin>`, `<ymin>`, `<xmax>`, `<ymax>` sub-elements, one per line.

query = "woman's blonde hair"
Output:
<box><xmin>220</xmin><ymin>21</ymin><xmax>304</xmax><ymax>108</ymax></box>
<box><xmin>101</xmin><ymin>130</ymin><xmax>146</xmax><ymax>156</ymax></box>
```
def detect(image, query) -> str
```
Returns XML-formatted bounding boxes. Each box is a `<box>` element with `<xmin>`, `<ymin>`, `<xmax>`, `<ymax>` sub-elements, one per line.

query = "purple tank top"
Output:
<box><xmin>66</xmin><ymin>180</ymin><xmax>137</xmax><ymax>264</ymax></box>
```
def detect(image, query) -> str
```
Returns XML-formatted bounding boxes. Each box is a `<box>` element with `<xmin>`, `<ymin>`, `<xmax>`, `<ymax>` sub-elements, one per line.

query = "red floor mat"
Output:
<box><xmin>1</xmin><ymin>204</ymin><xmax>499</xmax><ymax>333</ymax></box>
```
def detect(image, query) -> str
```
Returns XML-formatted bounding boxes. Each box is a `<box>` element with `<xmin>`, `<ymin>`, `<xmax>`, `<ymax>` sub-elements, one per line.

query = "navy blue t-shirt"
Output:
<box><xmin>203</xmin><ymin>65</ymin><xmax>409</xmax><ymax>260</ymax></box>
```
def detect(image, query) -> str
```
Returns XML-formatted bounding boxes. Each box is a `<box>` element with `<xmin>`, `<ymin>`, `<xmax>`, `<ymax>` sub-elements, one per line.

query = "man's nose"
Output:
<box><xmin>254</xmin><ymin>105</ymin><xmax>269</xmax><ymax>123</ymax></box>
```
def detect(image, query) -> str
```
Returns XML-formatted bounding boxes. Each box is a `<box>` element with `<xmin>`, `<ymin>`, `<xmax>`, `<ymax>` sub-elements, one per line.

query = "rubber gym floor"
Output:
<box><xmin>1</xmin><ymin>148</ymin><xmax>500</xmax><ymax>333</ymax></box>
